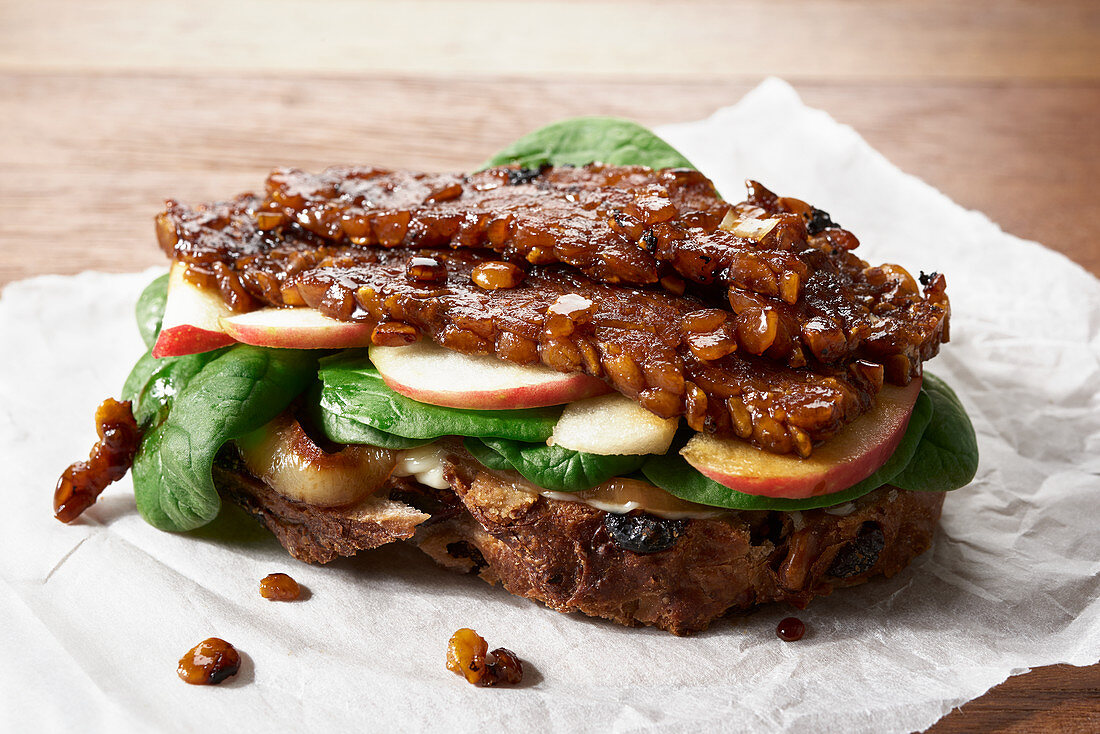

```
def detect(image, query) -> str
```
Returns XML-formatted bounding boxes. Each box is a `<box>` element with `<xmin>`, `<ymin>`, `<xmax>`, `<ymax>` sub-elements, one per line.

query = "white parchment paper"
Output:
<box><xmin>1</xmin><ymin>79</ymin><xmax>1098</xmax><ymax>733</ymax></box>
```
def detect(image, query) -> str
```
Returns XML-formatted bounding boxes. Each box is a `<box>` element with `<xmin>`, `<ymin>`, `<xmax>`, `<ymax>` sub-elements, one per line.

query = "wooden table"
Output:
<box><xmin>1</xmin><ymin>1</ymin><xmax>1097</xmax><ymax>730</ymax></box>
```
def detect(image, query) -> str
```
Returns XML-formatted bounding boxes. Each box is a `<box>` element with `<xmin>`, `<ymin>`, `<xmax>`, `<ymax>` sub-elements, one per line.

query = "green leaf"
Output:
<box><xmin>132</xmin><ymin>345</ymin><xmax>318</xmax><ymax>531</ymax></box>
<box><xmin>135</xmin><ymin>272</ymin><xmax>170</xmax><ymax>348</ymax></box>
<box><xmin>482</xmin><ymin>117</ymin><xmax>697</xmax><ymax>171</ymax></box>
<box><xmin>890</xmin><ymin>373</ymin><xmax>979</xmax><ymax>493</ymax></box>
<box><xmin>641</xmin><ymin>390</ymin><xmax>935</xmax><ymax>511</ymax></box>
<box><xmin>465</xmin><ymin>437</ymin><xmax>647</xmax><ymax>493</ymax></box>
<box><xmin>131</xmin><ymin>427</ymin><xmax>176</xmax><ymax>529</ymax></box>
<box><xmin>305</xmin><ymin>384</ymin><xmax>431</xmax><ymax>449</ymax></box>
<box><xmin>317</xmin><ymin>350</ymin><xmax>561</xmax><ymax>443</ymax></box>
<box><xmin>122</xmin><ymin>274</ymin><xmax>227</xmax><ymax>430</ymax></box>
<box><xmin>122</xmin><ymin>348</ymin><xmax>226</xmax><ymax>429</ymax></box>
<box><xmin>464</xmin><ymin>439</ymin><xmax>513</xmax><ymax>472</ymax></box>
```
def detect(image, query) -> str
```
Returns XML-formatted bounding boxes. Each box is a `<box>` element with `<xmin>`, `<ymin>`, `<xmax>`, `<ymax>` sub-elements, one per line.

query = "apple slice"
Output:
<box><xmin>220</xmin><ymin>307</ymin><xmax>373</xmax><ymax>349</ymax></box>
<box><xmin>152</xmin><ymin>263</ymin><xmax>236</xmax><ymax>358</ymax></box>
<box><xmin>369</xmin><ymin>340</ymin><xmax>609</xmax><ymax>410</ymax></box>
<box><xmin>549</xmin><ymin>392</ymin><xmax>678</xmax><ymax>455</ymax></box>
<box><xmin>681</xmin><ymin>378</ymin><xmax>923</xmax><ymax>499</ymax></box>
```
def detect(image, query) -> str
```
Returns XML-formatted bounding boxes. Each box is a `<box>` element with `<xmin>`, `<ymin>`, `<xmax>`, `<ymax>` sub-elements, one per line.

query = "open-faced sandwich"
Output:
<box><xmin>56</xmin><ymin>119</ymin><xmax>978</xmax><ymax>635</ymax></box>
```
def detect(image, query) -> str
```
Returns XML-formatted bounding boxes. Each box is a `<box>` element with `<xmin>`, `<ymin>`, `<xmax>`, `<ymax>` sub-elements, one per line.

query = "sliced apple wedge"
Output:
<box><xmin>369</xmin><ymin>340</ymin><xmax>609</xmax><ymax>410</ymax></box>
<box><xmin>681</xmin><ymin>378</ymin><xmax>923</xmax><ymax>499</ymax></box>
<box><xmin>549</xmin><ymin>392</ymin><xmax>678</xmax><ymax>455</ymax></box>
<box><xmin>220</xmin><ymin>307</ymin><xmax>373</xmax><ymax>349</ymax></box>
<box><xmin>152</xmin><ymin>263</ymin><xmax>236</xmax><ymax>358</ymax></box>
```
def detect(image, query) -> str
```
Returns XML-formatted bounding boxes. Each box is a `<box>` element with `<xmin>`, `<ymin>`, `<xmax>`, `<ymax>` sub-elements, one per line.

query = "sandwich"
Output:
<box><xmin>55</xmin><ymin>118</ymin><xmax>978</xmax><ymax>635</ymax></box>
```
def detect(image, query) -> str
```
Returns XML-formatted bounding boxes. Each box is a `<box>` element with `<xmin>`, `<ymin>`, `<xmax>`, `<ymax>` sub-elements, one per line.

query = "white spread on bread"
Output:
<box><xmin>391</xmin><ymin>444</ymin><xmax>452</xmax><ymax>489</ymax></box>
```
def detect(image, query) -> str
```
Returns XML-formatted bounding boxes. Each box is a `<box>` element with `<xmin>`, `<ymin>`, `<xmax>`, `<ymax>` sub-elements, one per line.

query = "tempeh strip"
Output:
<box><xmin>158</xmin><ymin>165</ymin><xmax>947</xmax><ymax>374</ymax></box>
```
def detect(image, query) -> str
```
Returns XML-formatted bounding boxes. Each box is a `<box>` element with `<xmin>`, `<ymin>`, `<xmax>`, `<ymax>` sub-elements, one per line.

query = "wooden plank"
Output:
<box><xmin>1</xmin><ymin>0</ymin><xmax>1098</xmax><ymax>81</ymax></box>
<box><xmin>930</xmin><ymin>663</ymin><xmax>1100</xmax><ymax>733</ymax></box>
<box><xmin>1</xmin><ymin>73</ymin><xmax>1097</xmax><ymax>288</ymax></box>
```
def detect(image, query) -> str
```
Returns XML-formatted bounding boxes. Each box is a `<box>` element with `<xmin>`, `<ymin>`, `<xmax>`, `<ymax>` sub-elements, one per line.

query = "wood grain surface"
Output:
<box><xmin>1</xmin><ymin>1</ymin><xmax>1097</xmax><ymax>731</ymax></box>
<box><xmin>2</xmin><ymin>74</ymin><xmax>1098</xmax><ymax>286</ymax></box>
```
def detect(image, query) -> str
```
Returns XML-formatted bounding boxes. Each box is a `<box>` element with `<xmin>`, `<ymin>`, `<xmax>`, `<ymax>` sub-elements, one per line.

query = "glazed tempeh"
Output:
<box><xmin>155</xmin><ymin>165</ymin><xmax>950</xmax><ymax>454</ymax></box>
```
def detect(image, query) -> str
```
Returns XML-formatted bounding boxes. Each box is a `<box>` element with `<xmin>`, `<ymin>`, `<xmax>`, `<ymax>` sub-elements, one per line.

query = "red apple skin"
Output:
<box><xmin>152</xmin><ymin>263</ymin><xmax>237</xmax><ymax>358</ymax></box>
<box><xmin>219</xmin><ymin>308</ymin><xmax>374</xmax><ymax>349</ymax></box>
<box><xmin>387</xmin><ymin>373</ymin><xmax>609</xmax><ymax>410</ymax></box>
<box><xmin>370</xmin><ymin>342</ymin><xmax>610</xmax><ymax>410</ymax></box>
<box><xmin>152</xmin><ymin>324</ymin><xmax>236</xmax><ymax>358</ymax></box>
<box><xmin>681</xmin><ymin>378</ymin><xmax>923</xmax><ymax>499</ymax></box>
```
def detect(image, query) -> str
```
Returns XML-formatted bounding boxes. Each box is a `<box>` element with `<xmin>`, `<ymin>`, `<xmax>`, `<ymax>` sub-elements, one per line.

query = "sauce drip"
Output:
<box><xmin>177</xmin><ymin>638</ymin><xmax>242</xmax><ymax>685</ymax></box>
<box><xmin>446</xmin><ymin>628</ymin><xmax>524</xmax><ymax>687</ymax></box>
<box><xmin>54</xmin><ymin>398</ymin><xmax>141</xmax><ymax>523</ymax></box>
<box><xmin>776</xmin><ymin>617</ymin><xmax>806</xmax><ymax>642</ymax></box>
<box><xmin>259</xmin><ymin>573</ymin><xmax>301</xmax><ymax>601</ymax></box>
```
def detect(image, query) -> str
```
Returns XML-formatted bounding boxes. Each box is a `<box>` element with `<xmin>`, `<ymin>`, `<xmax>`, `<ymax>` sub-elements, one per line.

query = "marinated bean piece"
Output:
<box><xmin>255</xmin><ymin>211</ymin><xmax>285</xmax><ymax>230</ymax></box>
<box><xmin>544</xmin><ymin>293</ymin><xmax>596</xmax><ymax>338</ymax></box>
<box><xmin>604</xmin><ymin>511</ymin><xmax>687</xmax><ymax>554</ymax></box>
<box><xmin>487</xmin><ymin>648</ymin><xmax>524</xmax><ymax>686</ymax></box>
<box><xmin>446</xmin><ymin>628</ymin><xmax>524</xmax><ymax>687</ymax></box>
<box><xmin>405</xmin><ymin>255</ymin><xmax>447</xmax><ymax>284</ymax></box>
<box><xmin>371</xmin><ymin>320</ymin><xmax>420</xmax><ymax>347</ymax></box>
<box><xmin>471</xmin><ymin>261</ymin><xmax>525</xmax><ymax>290</ymax></box>
<box><xmin>177</xmin><ymin>638</ymin><xmax>241</xmax><ymax>685</ymax></box>
<box><xmin>259</xmin><ymin>573</ymin><xmax>301</xmax><ymax>601</ymax></box>
<box><xmin>424</xmin><ymin>182</ymin><xmax>463</xmax><ymax>203</ymax></box>
<box><xmin>446</xmin><ymin>628</ymin><xmax>488</xmax><ymax>684</ymax></box>
<box><xmin>54</xmin><ymin>398</ymin><xmax>142</xmax><ymax>523</ymax></box>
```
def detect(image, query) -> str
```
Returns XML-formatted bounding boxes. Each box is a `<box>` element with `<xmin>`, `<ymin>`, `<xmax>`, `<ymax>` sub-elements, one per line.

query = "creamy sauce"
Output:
<box><xmin>392</xmin><ymin>444</ymin><xmax>452</xmax><ymax>489</ymax></box>
<box><xmin>824</xmin><ymin>501</ymin><xmax>856</xmax><ymax>516</ymax></box>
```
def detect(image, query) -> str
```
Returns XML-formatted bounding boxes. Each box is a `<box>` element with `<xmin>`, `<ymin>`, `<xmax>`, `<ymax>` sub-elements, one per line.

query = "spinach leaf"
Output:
<box><xmin>132</xmin><ymin>346</ymin><xmax>318</xmax><ymax>531</ymax></box>
<box><xmin>122</xmin><ymin>348</ymin><xmax>226</xmax><ymax>429</ymax></box>
<box><xmin>640</xmin><ymin>390</ymin><xmax>934</xmax><ymax>511</ymax></box>
<box><xmin>318</xmin><ymin>350</ymin><xmax>561</xmax><ymax>443</ymax></box>
<box><xmin>890</xmin><ymin>373</ymin><xmax>979</xmax><ymax>493</ymax></box>
<box><xmin>122</xmin><ymin>274</ymin><xmax>227</xmax><ymax>429</ymax></box>
<box><xmin>320</xmin><ymin>409</ymin><xmax>435</xmax><ymax>449</ymax></box>
<box><xmin>482</xmin><ymin>117</ymin><xmax>697</xmax><ymax>171</ymax></box>
<box><xmin>303</xmin><ymin>385</ymin><xmax>431</xmax><ymax>449</ymax></box>
<box><xmin>135</xmin><ymin>272</ymin><xmax>170</xmax><ymax>348</ymax></box>
<box><xmin>465</xmin><ymin>437</ymin><xmax>647</xmax><ymax>493</ymax></box>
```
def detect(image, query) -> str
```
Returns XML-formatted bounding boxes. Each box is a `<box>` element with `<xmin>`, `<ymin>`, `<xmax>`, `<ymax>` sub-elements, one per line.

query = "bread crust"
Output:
<box><xmin>213</xmin><ymin>450</ymin><xmax>944</xmax><ymax>634</ymax></box>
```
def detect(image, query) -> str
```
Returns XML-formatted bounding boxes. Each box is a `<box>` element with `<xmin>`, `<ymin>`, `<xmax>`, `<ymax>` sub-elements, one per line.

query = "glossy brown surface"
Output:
<box><xmin>776</xmin><ymin>617</ymin><xmax>807</xmax><ymax>642</ymax></box>
<box><xmin>163</xmin><ymin>168</ymin><xmax>946</xmax><ymax>377</ymax></box>
<box><xmin>157</xmin><ymin>171</ymin><xmax>947</xmax><ymax>454</ymax></box>
<box><xmin>446</xmin><ymin>628</ymin><xmax>524</xmax><ymax>687</ymax></box>
<box><xmin>5</xmin><ymin>0</ymin><xmax>1097</xmax><ymax>727</ymax></box>
<box><xmin>446</xmin><ymin>627</ymin><xmax>488</xmax><ymax>684</ymax></box>
<box><xmin>53</xmin><ymin>399</ymin><xmax>141</xmax><ymax>523</ymax></box>
<box><xmin>256</xmin><ymin>165</ymin><xmax>723</xmax><ymax>285</ymax></box>
<box><xmin>177</xmin><ymin>638</ymin><xmax>241</xmax><ymax>685</ymax></box>
<box><xmin>258</xmin><ymin>573</ymin><xmax>301</xmax><ymax>601</ymax></box>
